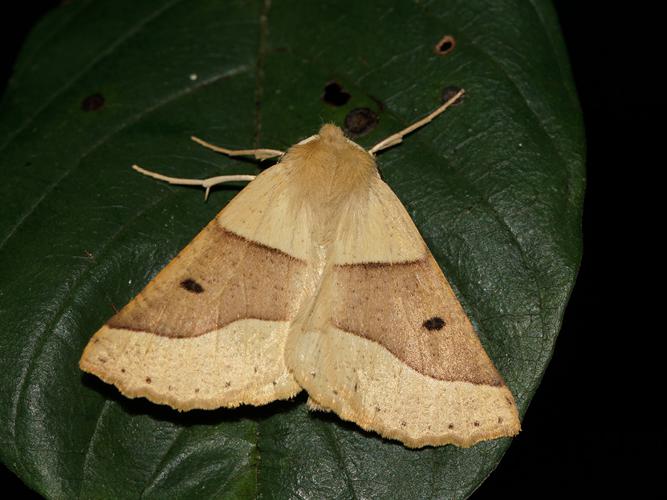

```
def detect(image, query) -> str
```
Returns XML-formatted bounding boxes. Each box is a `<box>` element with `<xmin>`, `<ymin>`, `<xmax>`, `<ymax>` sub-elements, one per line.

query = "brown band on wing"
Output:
<box><xmin>330</xmin><ymin>257</ymin><xmax>504</xmax><ymax>386</ymax></box>
<box><xmin>108</xmin><ymin>225</ymin><xmax>309</xmax><ymax>338</ymax></box>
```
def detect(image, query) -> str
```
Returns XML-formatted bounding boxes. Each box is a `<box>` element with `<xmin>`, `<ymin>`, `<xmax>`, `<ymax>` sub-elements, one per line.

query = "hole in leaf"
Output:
<box><xmin>434</xmin><ymin>35</ymin><xmax>456</xmax><ymax>56</ymax></box>
<box><xmin>322</xmin><ymin>81</ymin><xmax>351</xmax><ymax>106</ymax></box>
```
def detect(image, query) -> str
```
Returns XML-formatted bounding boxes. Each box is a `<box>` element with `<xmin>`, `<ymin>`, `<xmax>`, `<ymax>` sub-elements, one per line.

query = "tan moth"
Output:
<box><xmin>80</xmin><ymin>90</ymin><xmax>521</xmax><ymax>448</ymax></box>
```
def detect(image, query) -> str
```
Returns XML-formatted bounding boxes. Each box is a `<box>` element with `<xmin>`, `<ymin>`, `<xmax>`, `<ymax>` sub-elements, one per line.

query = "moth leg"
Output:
<box><xmin>191</xmin><ymin>136</ymin><xmax>285</xmax><ymax>160</ymax></box>
<box><xmin>132</xmin><ymin>164</ymin><xmax>256</xmax><ymax>200</ymax></box>
<box><xmin>368</xmin><ymin>89</ymin><xmax>465</xmax><ymax>155</ymax></box>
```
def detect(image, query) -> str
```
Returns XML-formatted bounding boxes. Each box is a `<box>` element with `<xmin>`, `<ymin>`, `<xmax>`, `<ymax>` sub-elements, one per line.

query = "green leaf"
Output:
<box><xmin>0</xmin><ymin>0</ymin><xmax>584</xmax><ymax>498</ymax></box>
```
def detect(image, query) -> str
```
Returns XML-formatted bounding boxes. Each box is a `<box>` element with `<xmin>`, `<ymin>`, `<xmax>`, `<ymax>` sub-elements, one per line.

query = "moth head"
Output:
<box><xmin>318</xmin><ymin>123</ymin><xmax>346</xmax><ymax>142</ymax></box>
<box><xmin>296</xmin><ymin>124</ymin><xmax>370</xmax><ymax>154</ymax></box>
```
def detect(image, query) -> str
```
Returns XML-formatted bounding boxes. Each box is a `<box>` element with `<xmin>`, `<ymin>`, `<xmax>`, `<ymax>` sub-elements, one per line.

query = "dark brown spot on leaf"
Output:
<box><xmin>344</xmin><ymin>107</ymin><xmax>378</xmax><ymax>137</ymax></box>
<box><xmin>333</xmin><ymin>389</ymin><xmax>338</xmax><ymax>395</ymax></box>
<box><xmin>441</xmin><ymin>85</ymin><xmax>464</xmax><ymax>106</ymax></box>
<box><xmin>120</xmin><ymin>368</ymin><xmax>126</xmax><ymax>373</ymax></box>
<box><xmin>354</xmin><ymin>383</ymin><xmax>358</xmax><ymax>392</ymax></box>
<box><xmin>434</xmin><ymin>35</ymin><xmax>456</xmax><ymax>56</ymax></box>
<box><xmin>180</xmin><ymin>278</ymin><xmax>204</xmax><ymax>293</ymax></box>
<box><xmin>81</xmin><ymin>93</ymin><xmax>105</xmax><ymax>111</ymax></box>
<box><xmin>225</xmin><ymin>381</ymin><xmax>231</xmax><ymax>388</ymax></box>
<box><xmin>474</xmin><ymin>421</ymin><xmax>480</xmax><ymax>427</ymax></box>
<box><xmin>400</xmin><ymin>421</ymin><xmax>407</xmax><ymax>427</ymax></box>
<box><xmin>423</xmin><ymin>316</ymin><xmax>445</xmax><ymax>331</ymax></box>
<box><xmin>195</xmin><ymin>388</ymin><xmax>200</xmax><ymax>393</ymax></box>
<box><xmin>448</xmin><ymin>423</ymin><xmax>454</xmax><ymax>429</ymax></box>
<box><xmin>98</xmin><ymin>357</ymin><xmax>107</xmax><ymax>363</ymax></box>
<box><xmin>498</xmin><ymin>417</ymin><xmax>503</xmax><ymax>423</ymax></box>
<box><xmin>145</xmin><ymin>377</ymin><xmax>152</xmax><ymax>383</ymax></box>
<box><xmin>321</xmin><ymin>81</ymin><xmax>351</xmax><ymax>106</ymax></box>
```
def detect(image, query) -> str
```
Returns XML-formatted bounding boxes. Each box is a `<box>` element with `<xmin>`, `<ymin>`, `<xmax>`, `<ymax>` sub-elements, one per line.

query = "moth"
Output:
<box><xmin>80</xmin><ymin>90</ymin><xmax>521</xmax><ymax>448</ymax></box>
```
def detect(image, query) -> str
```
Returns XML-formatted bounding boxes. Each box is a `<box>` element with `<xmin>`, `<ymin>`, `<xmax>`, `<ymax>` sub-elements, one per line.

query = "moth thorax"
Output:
<box><xmin>287</xmin><ymin>125</ymin><xmax>378</xmax><ymax>208</ymax></box>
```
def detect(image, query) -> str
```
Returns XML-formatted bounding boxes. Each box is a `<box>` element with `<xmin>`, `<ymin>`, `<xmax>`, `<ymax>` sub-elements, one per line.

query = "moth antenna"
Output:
<box><xmin>191</xmin><ymin>136</ymin><xmax>285</xmax><ymax>160</ymax></box>
<box><xmin>132</xmin><ymin>164</ymin><xmax>255</xmax><ymax>199</ymax></box>
<box><xmin>368</xmin><ymin>89</ymin><xmax>465</xmax><ymax>155</ymax></box>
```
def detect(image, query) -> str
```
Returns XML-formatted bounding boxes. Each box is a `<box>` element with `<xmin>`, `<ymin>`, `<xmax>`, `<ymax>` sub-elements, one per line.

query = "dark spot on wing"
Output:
<box><xmin>180</xmin><ymin>278</ymin><xmax>204</xmax><ymax>293</ymax></box>
<box><xmin>145</xmin><ymin>377</ymin><xmax>152</xmax><ymax>383</ymax></box>
<box><xmin>422</xmin><ymin>316</ymin><xmax>445</xmax><ymax>331</ymax></box>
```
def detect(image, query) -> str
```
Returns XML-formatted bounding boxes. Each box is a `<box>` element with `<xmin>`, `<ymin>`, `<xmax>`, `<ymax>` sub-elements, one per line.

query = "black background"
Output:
<box><xmin>0</xmin><ymin>2</ymin><xmax>643</xmax><ymax>498</ymax></box>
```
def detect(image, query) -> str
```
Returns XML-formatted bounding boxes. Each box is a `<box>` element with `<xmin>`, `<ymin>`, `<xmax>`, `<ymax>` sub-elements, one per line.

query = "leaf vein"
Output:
<box><xmin>253</xmin><ymin>0</ymin><xmax>272</xmax><ymax>148</ymax></box>
<box><xmin>139</xmin><ymin>427</ymin><xmax>185</xmax><ymax>498</ymax></box>
<box><xmin>0</xmin><ymin>65</ymin><xmax>250</xmax><ymax>256</ymax></box>
<box><xmin>77</xmin><ymin>400</ymin><xmax>112</xmax><ymax>498</ymax></box>
<box><xmin>0</xmin><ymin>0</ymin><xmax>187</xmax><ymax>155</ymax></box>
<box><xmin>8</xmin><ymin>0</ymin><xmax>95</xmax><ymax>87</ymax></box>
<box><xmin>320</xmin><ymin>422</ymin><xmax>359</xmax><ymax>500</ymax></box>
<box><xmin>9</xmin><ymin>189</ymin><xmax>178</xmax><ymax>483</ymax></box>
